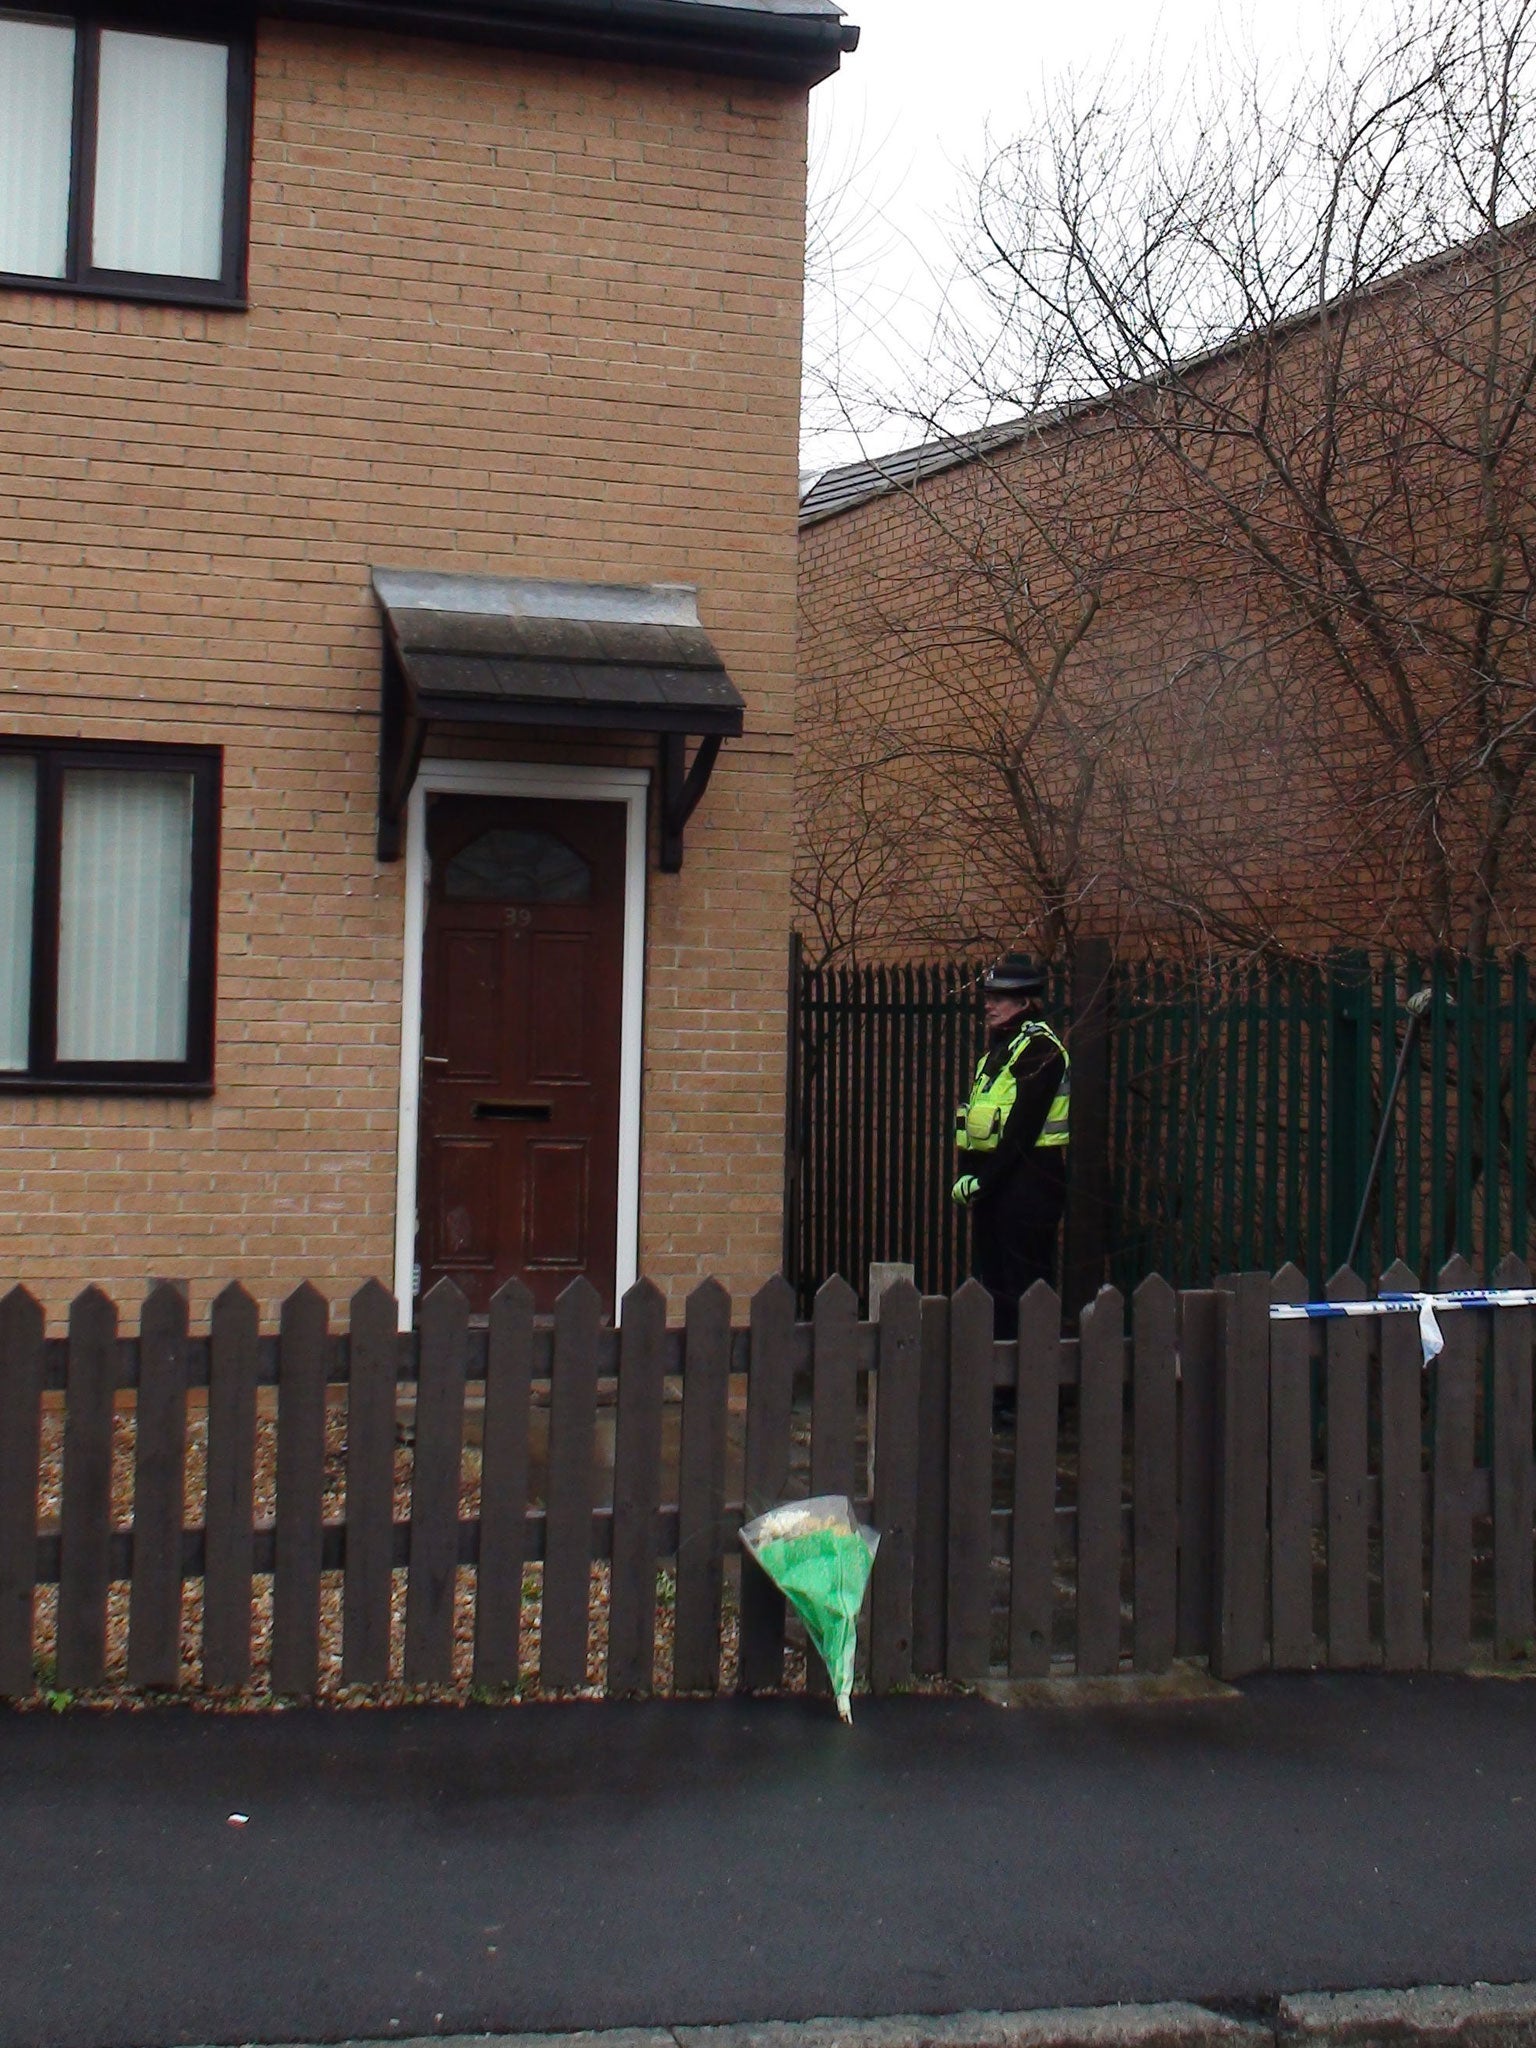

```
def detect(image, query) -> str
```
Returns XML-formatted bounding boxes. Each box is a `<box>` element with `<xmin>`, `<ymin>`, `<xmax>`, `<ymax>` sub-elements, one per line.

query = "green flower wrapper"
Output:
<box><xmin>740</xmin><ymin>1496</ymin><xmax>880</xmax><ymax>1721</ymax></box>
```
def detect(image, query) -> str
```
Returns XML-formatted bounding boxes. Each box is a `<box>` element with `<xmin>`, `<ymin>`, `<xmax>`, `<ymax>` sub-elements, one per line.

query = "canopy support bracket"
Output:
<box><xmin>377</xmin><ymin>644</ymin><xmax>425</xmax><ymax>861</ymax></box>
<box><xmin>658</xmin><ymin>731</ymin><xmax>724</xmax><ymax>872</ymax></box>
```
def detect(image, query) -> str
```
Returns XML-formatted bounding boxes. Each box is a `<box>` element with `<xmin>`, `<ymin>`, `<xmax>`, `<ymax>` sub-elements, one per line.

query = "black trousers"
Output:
<box><xmin>972</xmin><ymin>1190</ymin><xmax>1060</xmax><ymax>1340</ymax></box>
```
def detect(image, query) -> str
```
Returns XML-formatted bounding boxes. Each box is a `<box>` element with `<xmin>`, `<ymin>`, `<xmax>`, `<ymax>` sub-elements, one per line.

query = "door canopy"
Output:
<box><xmin>372</xmin><ymin>568</ymin><xmax>745</xmax><ymax>867</ymax></box>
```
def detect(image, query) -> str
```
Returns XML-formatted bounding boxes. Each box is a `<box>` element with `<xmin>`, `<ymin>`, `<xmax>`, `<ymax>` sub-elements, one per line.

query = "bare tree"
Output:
<box><xmin>955</xmin><ymin>0</ymin><xmax>1536</xmax><ymax>962</ymax></box>
<box><xmin>797</xmin><ymin>404</ymin><xmax>1213</xmax><ymax>965</ymax></box>
<box><xmin>795</xmin><ymin>370</ymin><xmax>1373</xmax><ymax>966</ymax></box>
<box><xmin>800</xmin><ymin>0</ymin><xmax>1536</xmax><ymax>967</ymax></box>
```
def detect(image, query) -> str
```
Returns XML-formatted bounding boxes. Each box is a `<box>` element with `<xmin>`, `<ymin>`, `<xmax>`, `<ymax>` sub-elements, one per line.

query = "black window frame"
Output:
<box><xmin>0</xmin><ymin>737</ymin><xmax>221</xmax><ymax>1095</ymax></box>
<box><xmin>0</xmin><ymin>4</ymin><xmax>253</xmax><ymax>310</ymax></box>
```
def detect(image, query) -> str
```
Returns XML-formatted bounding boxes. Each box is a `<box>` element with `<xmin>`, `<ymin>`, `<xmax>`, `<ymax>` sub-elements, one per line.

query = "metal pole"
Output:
<box><xmin>1344</xmin><ymin>988</ymin><xmax>1434</xmax><ymax>1276</ymax></box>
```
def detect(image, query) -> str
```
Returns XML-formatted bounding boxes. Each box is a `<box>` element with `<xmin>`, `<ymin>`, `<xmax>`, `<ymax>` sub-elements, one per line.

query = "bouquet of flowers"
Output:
<box><xmin>740</xmin><ymin>1495</ymin><xmax>879</xmax><ymax>1722</ymax></box>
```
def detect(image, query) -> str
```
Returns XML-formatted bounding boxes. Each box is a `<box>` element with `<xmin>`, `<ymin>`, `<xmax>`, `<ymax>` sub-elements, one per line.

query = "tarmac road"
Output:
<box><xmin>3</xmin><ymin>1674</ymin><xmax>1536</xmax><ymax>2048</ymax></box>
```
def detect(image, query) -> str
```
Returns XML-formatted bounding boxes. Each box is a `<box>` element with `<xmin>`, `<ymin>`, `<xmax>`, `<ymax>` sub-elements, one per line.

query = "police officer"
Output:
<box><xmin>951</xmin><ymin>954</ymin><xmax>1070</xmax><ymax>1337</ymax></box>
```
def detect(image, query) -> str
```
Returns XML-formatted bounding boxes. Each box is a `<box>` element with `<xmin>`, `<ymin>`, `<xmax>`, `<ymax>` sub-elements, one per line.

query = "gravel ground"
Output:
<box><xmin>27</xmin><ymin>1400</ymin><xmax>815</xmax><ymax>1711</ymax></box>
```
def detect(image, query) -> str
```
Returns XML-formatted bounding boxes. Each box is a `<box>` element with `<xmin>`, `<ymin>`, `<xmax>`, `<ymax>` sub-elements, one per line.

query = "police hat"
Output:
<box><xmin>982</xmin><ymin>953</ymin><xmax>1046</xmax><ymax>998</ymax></box>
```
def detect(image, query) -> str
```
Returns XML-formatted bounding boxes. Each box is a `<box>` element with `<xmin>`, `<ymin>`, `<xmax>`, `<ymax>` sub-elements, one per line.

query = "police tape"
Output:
<box><xmin>1268</xmin><ymin>1288</ymin><xmax>1536</xmax><ymax>1363</ymax></box>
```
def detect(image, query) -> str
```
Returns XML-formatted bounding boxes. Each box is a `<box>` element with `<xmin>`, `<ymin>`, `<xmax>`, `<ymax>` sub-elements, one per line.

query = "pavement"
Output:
<box><xmin>3</xmin><ymin>1675</ymin><xmax>1536</xmax><ymax>2048</ymax></box>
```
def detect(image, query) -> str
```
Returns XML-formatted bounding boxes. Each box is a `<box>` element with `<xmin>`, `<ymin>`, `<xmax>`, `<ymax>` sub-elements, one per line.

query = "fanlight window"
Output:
<box><xmin>443</xmin><ymin>828</ymin><xmax>591</xmax><ymax>903</ymax></box>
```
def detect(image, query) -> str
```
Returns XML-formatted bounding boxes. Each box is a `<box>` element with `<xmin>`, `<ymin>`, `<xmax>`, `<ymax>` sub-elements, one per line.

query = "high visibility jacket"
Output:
<box><xmin>955</xmin><ymin>1020</ymin><xmax>1070</xmax><ymax>1153</ymax></box>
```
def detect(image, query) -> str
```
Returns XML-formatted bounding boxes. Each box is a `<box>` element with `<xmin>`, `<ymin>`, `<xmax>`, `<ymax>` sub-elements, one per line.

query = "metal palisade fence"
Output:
<box><xmin>789</xmin><ymin>955</ymin><xmax>1015</xmax><ymax>1309</ymax></box>
<box><xmin>787</xmin><ymin>950</ymin><xmax>1533</xmax><ymax>1306</ymax></box>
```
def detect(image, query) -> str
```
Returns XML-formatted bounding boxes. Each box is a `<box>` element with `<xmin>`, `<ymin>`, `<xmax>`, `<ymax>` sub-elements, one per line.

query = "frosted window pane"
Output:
<box><xmin>0</xmin><ymin>18</ymin><xmax>75</xmax><ymax>279</ymax></box>
<box><xmin>58</xmin><ymin>770</ymin><xmax>193</xmax><ymax>1062</ymax></box>
<box><xmin>0</xmin><ymin>757</ymin><xmax>36</xmax><ymax>1071</ymax></box>
<box><xmin>444</xmin><ymin>829</ymin><xmax>591</xmax><ymax>903</ymax></box>
<box><xmin>92</xmin><ymin>30</ymin><xmax>227</xmax><ymax>279</ymax></box>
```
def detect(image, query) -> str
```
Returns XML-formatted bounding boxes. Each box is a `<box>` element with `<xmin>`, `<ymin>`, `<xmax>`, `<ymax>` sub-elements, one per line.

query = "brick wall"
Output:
<box><xmin>0</xmin><ymin>20</ymin><xmax>808</xmax><ymax>1321</ymax></box>
<box><xmin>796</xmin><ymin>250</ymin><xmax>1536</xmax><ymax>969</ymax></box>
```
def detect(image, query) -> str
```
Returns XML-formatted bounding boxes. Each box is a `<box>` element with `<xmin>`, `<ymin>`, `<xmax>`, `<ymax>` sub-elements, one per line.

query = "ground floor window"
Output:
<box><xmin>0</xmin><ymin>739</ymin><xmax>219</xmax><ymax>1090</ymax></box>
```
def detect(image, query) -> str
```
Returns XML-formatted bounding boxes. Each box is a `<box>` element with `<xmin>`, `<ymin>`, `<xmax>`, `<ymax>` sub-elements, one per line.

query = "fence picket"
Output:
<box><xmin>541</xmin><ymin>1277</ymin><xmax>602</xmax><ymax>1691</ymax></box>
<box><xmin>473</xmin><ymin>1279</ymin><xmax>533</xmax><ymax>1690</ymax></box>
<box><xmin>127</xmin><ymin>1282</ymin><xmax>189</xmax><ymax>1690</ymax></box>
<box><xmin>945</xmin><ymin>1278</ymin><xmax>993</xmax><ymax>1683</ymax></box>
<box><xmin>1262</xmin><ymin>972</ymin><xmax>1282</xmax><ymax>1269</ymax></box>
<box><xmin>608</xmin><ymin>1279</ymin><xmax>666</xmax><ymax>1695</ymax></box>
<box><xmin>0</xmin><ymin>1287</ymin><xmax>44</xmax><ymax>1698</ymax></box>
<box><xmin>1430</xmin><ymin>981</ymin><xmax>1449</xmax><ymax>1268</ymax></box>
<box><xmin>843</xmin><ymin>975</ymin><xmax>858</xmax><ymax>1287</ymax></box>
<box><xmin>810</xmin><ymin>1276</ymin><xmax>859</xmax><ymax>1496</ymax></box>
<box><xmin>1404</xmin><ymin>965</ymin><xmax>1425</xmax><ymax>1264</ymax></box>
<box><xmin>270</xmin><ymin>1283</ymin><xmax>329</xmax><ymax>1697</ymax></box>
<box><xmin>1325</xmin><ymin>1267</ymin><xmax>1371</xmax><ymax>1668</ymax></box>
<box><xmin>1282</xmin><ymin>966</ymin><xmax>1303</xmax><ymax>1273</ymax></box>
<box><xmin>674</xmin><ymin>1279</ymin><xmax>732</xmax><ymax>1694</ymax></box>
<box><xmin>1484</xmin><ymin>960</ymin><xmax>1502</xmax><ymax>1268</ymax></box>
<box><xmin>1212</xmin><ymin>1275</ymin><xmax>1269</xmax><ymax>1681</ymax></box>
<box><xmin>1492</xmin><ymin>1253</ymin><xmax>1534</xmax><ymax>1660</ymax></box>
<box><xmin>342</xmin><ymin>1279</ymin><xmax>400</xmax><ymax>1687</ymax></box>
<box><xmin>1177</xmin><ymin>1290</ymin><xmax>1219</xmax><ymax>1658</ymax></box>
<box><xmin>1513</xmin><ymin>958</ymin><xmax>1529</xmax><ymax>1263</ymax></box>
<box><xmin>1132</xmin><ymin>1275</ymin><xmax>1177</xmax><ymax>1672</ymax></box>
<box><xmin>870</xmin><ymin>1278</ymin><xmax>920</xmax><ymax>1693</ymax></box>
<box><xmin>1065</xmin><ymin>940</ymin><xmax>1114</xmax><ymax>1310</ymax></box>
<box><xmin>1077</xmin><ymin>1286</ymin><xmax>1124</xmax><ymax>1676</ymax></box>
<box><xmin>203</xmin><ymin>1282</ymin><xmax>259</xmax><ymax>1689</ymax></box>
<box><xmin>808</xmin><ymin>1276</ymin><xmax>859</xmax><ymax>1694</ymax></box>
<box><xmin>57</xmin><ymin>1287</ymin><xmax>118</xmax><ymax>1691</ymax></box>
<box><xmin>404</xmin><ymin>1280</ymin><xmax>468</xmax><ymax>1685</ymax></box>
<box><xmin>1430</xmin><ymin>1254</ymin><xmax>1477</xmax><ymax>1672</ymax></box>
<box><xmin>1166</xmin><ymin>983</ymin><xmax>1190</xmax><ymax>1284</ymax></box>
<box><xmin>1269</xmin><ymin>1264</ymin><xmax>1314</xmax><ymax>1670</ymax></box>
<box><xmin>913</xmin><ymin>1294</ymin><xmax>950</xmax><ymax>1676</ymax></box>
<box><xmin>1379</xmin><ymin>1259</ymin><xmax>1427</xmax><ymax>1670</ymax></box>
<box><xmin>1009</xmin><ymin>1281</ymin><xmax>1060</xmax><ymax>1678</ymax></box>
<box><xmin>1378</xmin><ymin>968</ymin><xmax>1401</xmax><ymax>1273</ymax></box>
<box><xmin>738</xmin><ymin>1276</ymin><xmax>796</xmax><ymax>1692</ymax></box>
<box><xmin>1456</xmin><ymin>964</ymin><xmax>1475</xmax><ymax>1272</ymax></box>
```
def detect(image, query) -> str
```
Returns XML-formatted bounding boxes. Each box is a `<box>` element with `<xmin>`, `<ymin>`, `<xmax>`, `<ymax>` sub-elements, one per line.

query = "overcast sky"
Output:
<box><xmin>800</xmin><ymin>0</ymin><xmax>1350</xmax><ymax>473</ymax></box>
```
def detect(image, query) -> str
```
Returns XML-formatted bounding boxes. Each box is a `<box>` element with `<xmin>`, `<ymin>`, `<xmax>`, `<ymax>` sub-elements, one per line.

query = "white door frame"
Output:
<box><xmin>393</xmin><ymin>758</ymin><xmax>650</xmax><ymax>1327</ymax></box>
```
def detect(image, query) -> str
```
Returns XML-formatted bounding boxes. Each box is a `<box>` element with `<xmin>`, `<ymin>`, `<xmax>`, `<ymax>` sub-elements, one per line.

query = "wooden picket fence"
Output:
<box><xmin>0</xmin><ymin>1258</ymin><xmax>1532</xmax><ymax>1702</ymax></box>
<box><xmin>1218</xmin><ymin>1254</ymin><xmax>1536</xmax><ymax>1677</ymax></box>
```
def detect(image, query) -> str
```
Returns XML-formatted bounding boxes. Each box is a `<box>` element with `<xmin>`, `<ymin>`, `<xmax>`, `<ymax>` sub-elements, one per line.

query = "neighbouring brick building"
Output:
<box><xmin>795</xmin><ymin>231</ymin><xmax>1536</xmax><ymax>971</ymax></box>
<box><xmin>0</xmin><ymin>0</ymin><xmax>857</xmax><ymax>1322</ymax></box>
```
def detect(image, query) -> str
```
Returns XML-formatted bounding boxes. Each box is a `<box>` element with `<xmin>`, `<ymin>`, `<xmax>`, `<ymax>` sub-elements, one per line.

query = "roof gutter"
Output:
<box><xmin>262</xmin><ymin>0</ymin><xmax>859</xmax><ymax>85</ymax></box>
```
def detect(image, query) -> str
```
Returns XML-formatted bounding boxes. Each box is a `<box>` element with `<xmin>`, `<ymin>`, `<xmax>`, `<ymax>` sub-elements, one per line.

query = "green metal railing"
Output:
<box><xmin>785</xmin><ymin>951</ymin><xmax>1534</xmax><ymax>1309</ymax></box>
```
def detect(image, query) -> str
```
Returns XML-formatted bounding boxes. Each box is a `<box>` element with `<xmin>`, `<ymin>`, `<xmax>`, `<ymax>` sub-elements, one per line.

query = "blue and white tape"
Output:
<box><xmin>1269</xmin><ymin>1287</ymin><xmax>1536</xmax><ymax>1364</ymax></box>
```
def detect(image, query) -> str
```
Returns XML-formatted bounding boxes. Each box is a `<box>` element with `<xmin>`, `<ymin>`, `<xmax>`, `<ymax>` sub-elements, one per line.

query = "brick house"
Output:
<box><xmin>0</xmin><ymin>0</ymin><xmax>856</xmax><ymax>1321</ymax></box>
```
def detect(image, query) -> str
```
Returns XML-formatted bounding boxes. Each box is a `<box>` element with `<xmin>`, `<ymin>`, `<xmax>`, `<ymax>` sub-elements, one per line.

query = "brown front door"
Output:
<box><xmin>418</xmin><ymin>795</ymin><xmax>626</xmax><ymax>1316</ymax></box>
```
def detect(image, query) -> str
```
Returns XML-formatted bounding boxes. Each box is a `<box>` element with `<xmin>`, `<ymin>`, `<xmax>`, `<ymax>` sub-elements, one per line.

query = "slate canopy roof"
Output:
<box><xmin>372</xmin><ymin>570</ymin><xmax>745</xmax><ymax>866</ymax></box>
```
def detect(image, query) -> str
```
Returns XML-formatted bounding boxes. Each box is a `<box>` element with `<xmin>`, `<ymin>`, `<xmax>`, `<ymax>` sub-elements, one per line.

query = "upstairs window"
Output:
<box><xmin>0</xmin><ymin>10</ymin><xmax>251</xmax><ymax>305</ymax></box>
<box><xmin>0</xmin><ymin>740</ymin><xmax>220</xmax><ymax>1091</ymax></box>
